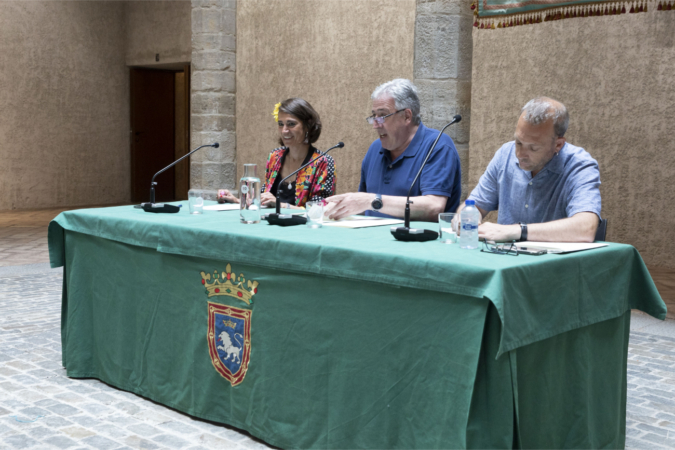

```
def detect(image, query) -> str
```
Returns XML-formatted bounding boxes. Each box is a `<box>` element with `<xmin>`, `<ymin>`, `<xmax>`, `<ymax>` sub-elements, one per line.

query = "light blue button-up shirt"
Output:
<box><xmin>468</xmin><ymin>141</ymin><xmax>601</xmax><ymax>224</ymax></box>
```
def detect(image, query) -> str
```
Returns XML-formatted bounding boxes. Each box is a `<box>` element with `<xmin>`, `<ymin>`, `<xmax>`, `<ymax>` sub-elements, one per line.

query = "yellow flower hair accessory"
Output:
<box><xmin>272</xmin><ymin>102</ymin><xmax>281</xmax><ymax>122</ymax></box>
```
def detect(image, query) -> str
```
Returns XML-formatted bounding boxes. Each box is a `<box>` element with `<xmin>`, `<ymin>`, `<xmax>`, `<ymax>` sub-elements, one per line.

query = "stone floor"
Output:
<box><xmin>0</xmin><ymin>208</ymin><xmax>77</xmax><ymax>268</ymax></box>
<box><xmin>1</xmin><ymin>206</ymin><xmax>675</xmax><ymax>449</ymax></box>
<box><xmin>626</xmin><ymin>325</ymin><xmax>675</xmax><ymax>448</ymax></box>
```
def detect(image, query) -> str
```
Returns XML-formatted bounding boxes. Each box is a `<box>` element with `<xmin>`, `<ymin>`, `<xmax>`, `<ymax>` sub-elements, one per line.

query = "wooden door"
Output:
<box><xmin>130</xmin><ymin>68</ymin><xmax>176</xmax><ymax>203</ymax></box>
<box><xmin>174</xmin><ymin>65</ymin><xmax>191</xmax><ymax>201</ymax></box>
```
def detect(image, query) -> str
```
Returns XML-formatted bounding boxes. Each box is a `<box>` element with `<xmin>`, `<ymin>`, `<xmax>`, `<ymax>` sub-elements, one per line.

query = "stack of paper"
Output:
<box><xmin>322</xmin><ymin>216</ymin><xmax>403</xmax><ymax>229</ymax></box>
<box><xmin>203</xmin><ymin>204</ymin><xmax>240</xmax><ymax>211</ymax></box>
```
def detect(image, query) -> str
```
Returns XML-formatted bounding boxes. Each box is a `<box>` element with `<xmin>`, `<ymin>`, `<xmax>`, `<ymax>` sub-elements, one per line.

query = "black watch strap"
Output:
<box><xmin>519</xmin><ymin>222</ymin><xmax>528</xmax><ymax>242</ymax></box>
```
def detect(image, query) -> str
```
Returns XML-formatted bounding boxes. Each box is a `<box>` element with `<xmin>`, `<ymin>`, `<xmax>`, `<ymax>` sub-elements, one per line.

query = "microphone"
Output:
<box><xmin>141</xmin><ymin>143</ymin><xmax>219</xmax><ymax>214</ymax></box>
<box><xmin>265</xmin><ymin>142</ymin><xmax>344</xmax><ymax>226</ymax></box>
<box><xmin>391</xmin><ymin>115</ymin><xmax>461</xmax><ymax>241</ymax></box>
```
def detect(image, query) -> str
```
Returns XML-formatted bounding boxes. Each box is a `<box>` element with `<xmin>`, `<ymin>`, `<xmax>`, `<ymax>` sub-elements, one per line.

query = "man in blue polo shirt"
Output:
<box><xmin>460</xmin><ymin>97</ymin><xmax>601</xmax><ymax>243</ymax></box>
<box><xmin>326</xmin><ymin>79</ymin><xmax>461</xmax><ymax>221</ymax></box>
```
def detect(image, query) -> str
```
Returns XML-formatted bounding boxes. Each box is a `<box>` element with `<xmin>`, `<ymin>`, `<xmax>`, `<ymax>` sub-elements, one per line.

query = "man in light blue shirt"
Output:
<box><xmin>461</xmin><ymin>97</ymin><xmax>601</xmax><ymax>243</ymax></box>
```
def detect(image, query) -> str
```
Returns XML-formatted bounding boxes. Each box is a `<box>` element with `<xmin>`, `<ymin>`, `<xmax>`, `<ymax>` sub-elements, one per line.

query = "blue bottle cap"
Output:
<box><xmin>465</xmin><ymin>199</ymin><xmax>475</xmax><ymax>206</ymax></box>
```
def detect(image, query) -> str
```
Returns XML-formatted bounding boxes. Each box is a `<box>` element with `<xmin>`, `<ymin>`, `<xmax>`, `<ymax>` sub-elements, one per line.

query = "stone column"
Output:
<box><xmin>414</xmin><ymin>0</ymin><xmax>473</xmax><ymax>199</ymax></box>
<box><xmin>190</xmin><ymin>0</ymin><xmax>236</xmax><ymax>198</ymax></box>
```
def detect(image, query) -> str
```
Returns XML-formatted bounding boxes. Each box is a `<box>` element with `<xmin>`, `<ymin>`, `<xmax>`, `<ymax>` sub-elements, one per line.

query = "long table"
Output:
<box><xmin>48</xmin><ymin>204</ymin><xmax>666</xmax><ymax>449</ymax></box>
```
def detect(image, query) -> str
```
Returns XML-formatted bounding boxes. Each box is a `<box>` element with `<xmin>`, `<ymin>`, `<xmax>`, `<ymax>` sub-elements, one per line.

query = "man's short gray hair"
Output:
<box><xmin>371</xmin><ymin>79</ymin><xmax>421</xmax><ymax>125</ymax></box>
<box><xmin>521</xmin><ymin>97</ymin><xmax>569</xmax><ymax>137</ymax></box>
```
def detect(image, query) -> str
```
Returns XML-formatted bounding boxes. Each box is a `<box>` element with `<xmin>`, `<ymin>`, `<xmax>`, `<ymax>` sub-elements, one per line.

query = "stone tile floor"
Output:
<box><xmin>626</xmin><ymin>328</ymin><xmax>675</xmax><ymax>449</ymax></box>
<box><xmin>1</xmin><ymin>206</ymin><xmax>675</xmax><ymax>449</ymax></box>
<box><xmin>0</xmin><ymin>207</ymin><xmax>81</xmax><ymax>268</ymax></box>
<box><xmin>0</xmin><ymin>227</ymin><xmax>50</xmax><ymax>268</ymax></box>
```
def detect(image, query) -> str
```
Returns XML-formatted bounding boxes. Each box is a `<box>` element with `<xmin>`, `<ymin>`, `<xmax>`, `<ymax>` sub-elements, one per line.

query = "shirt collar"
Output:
<box><xmin>543</xmin><ymin>142</ymin><xmax>565</xmax><ymax>175</ymax></box>
<box><xmin>379</xmin><ymin>123</ymin><xmax>426</xmax><ymax>161</ymax></box>
<box><xmin>513</xmin><ymin>141</ymin><xmax>566</xmax><ymax>176</ymax></box>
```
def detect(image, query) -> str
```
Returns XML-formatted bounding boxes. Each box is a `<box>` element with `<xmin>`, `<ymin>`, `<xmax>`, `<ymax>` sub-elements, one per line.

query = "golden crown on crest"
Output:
<box><xmin>222</xmin><ymin>319</ymin><xmax>237</xmax><ymax>329</ymax></box>
<box><xmin>201</xmin><ymin>263</ymin><xmax>259</xmax><ymax>305</ymax></box>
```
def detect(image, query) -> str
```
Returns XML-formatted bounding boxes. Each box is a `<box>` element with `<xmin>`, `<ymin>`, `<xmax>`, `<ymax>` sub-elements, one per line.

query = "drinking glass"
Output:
<box><xmin>188</xmin><ymin>189</ymin><xmax>204</xmax><ymax>214</ymax></box>
<box><xmin>439</xmin><ymin>212</ymin><xmax>458</xmax><ymax>244</ymax></box>
<box><xmin>306</xmin><ymin>201</ymin><xmax>324</xmax><ymax>228</ymax></box>
<box><xmin>240</xmin><ymin>164</ymin><xmax>261</xmax><ymax>224</ymax></box>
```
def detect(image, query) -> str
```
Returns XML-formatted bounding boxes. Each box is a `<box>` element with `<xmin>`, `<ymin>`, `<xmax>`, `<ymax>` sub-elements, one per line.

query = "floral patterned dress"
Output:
<box><xmin>261</xmin><ymin>146</ymin><xmax>336</xmax><ymax>207</ymax></box>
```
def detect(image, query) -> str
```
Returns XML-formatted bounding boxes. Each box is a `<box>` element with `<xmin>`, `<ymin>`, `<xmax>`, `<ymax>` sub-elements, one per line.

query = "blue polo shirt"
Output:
<box><xmin>358</xmin><ymin>123</ymin><xmax>462</xmax><ymax>218</ymax></box>
<box><xmin>467</xmin><ymin>141</ymin><xmax>601</xmax><ymax>224</ymax></box>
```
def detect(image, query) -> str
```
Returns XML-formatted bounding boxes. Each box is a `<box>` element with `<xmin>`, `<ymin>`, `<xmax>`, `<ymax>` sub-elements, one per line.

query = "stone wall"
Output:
<box><xmin>190</xmin><ymin>0</ymin><xmax>237</xmax><ymax>196</ymax></box>
<box><xmin>470</xmin><ymin>10</ymin><xmax>675</xmax><ymax>269</ymax></box>
<box><xmin>0</xmin><ymin>1</ymin><xmax>195</xmax><ymax>211</ymax></box>
<box><xmin>414</xmin><ymin>0</ymin><xmax>473</xmax><ymax>200</ymax></box>
<box><xmin>235</xmin><ymin>0</ymin><xmax>416</xmax><ymax>194</ymax></box>
<box><xmin>0</xmin><ymin>2</ymin><xmax>129</xmax><ymax>210</ymax></box>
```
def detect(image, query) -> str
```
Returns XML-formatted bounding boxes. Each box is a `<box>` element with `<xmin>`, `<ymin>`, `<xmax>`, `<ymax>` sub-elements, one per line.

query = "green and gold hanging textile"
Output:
<box><xmin>471</xmin><ymin>0</ymin><xmax>672</xmax><ymax>29</ymax></box>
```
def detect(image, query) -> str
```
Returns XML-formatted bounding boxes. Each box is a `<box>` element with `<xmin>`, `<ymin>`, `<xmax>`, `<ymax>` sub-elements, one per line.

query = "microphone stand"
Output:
<box><xmin>391</xmin><ymin>115</ymin><xmax>461</xmax><ymax>241</ymax></box>
<box><xmin>140</xmin><ymin>143</ymin><xmax>219</xmax><ymax>214</ymax></box>
<box><xmin>265</xmin><ymin>142</ymin><xmax>344</xmax><ymax>226</ymax></box>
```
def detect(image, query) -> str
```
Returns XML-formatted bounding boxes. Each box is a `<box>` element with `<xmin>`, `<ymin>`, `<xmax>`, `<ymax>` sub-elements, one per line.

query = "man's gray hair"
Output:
<box><xmin>371</xmin><ymin>79</ymin><xmax>421</xmax><ymax>125</ymax></box>
<box><xmin>521</xmin><ymin>97</ymin><xmax>569</xmax><ymax>137</ymax></box>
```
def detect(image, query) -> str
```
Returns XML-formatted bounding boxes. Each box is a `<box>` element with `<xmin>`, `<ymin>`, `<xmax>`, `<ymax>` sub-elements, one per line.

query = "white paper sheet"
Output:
<box><xmin>514</xmin><ymin>242</ymin><xmax>608</xmax><ymax>254</ymax></box>
<box><xmin>322</xmin><ymin>217</ymin><xmax>403</xmax><ymax>229</ymax></box>
<box><xmin>203</xmin><ymin>203</ymin><xmax>240</xmax><ymax>211</ymax></box>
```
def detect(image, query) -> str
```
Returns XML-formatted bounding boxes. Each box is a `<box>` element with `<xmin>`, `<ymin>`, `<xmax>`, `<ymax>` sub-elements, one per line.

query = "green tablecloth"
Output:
<box><xmin>48</xmin><ymin>203</ymin><xmax>666</xmax><ymax>449</ymax></box>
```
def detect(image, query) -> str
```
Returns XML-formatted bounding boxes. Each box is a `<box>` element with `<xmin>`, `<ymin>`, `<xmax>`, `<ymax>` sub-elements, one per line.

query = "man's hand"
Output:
<box><xmin>478</xmin><ymin>222</ymin><xmax>521</xmax><ymax>242</ymax></box>
<box><xmin>325</xmin><ymin>193</ymin><xmax>374</xmax><ymax>220</ymax></box>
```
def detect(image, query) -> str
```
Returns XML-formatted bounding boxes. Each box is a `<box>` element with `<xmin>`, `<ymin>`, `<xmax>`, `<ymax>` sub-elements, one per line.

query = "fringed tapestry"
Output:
<box><xmin>471</xmin><ymin>0</ymin><xmax>674</xmax><ymax>29</ymax></box>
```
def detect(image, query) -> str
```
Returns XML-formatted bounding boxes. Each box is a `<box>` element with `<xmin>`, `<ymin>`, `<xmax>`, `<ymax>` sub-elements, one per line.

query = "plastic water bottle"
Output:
<box><xmin>460</xmin><ymin>199</ymin><xmax>480</xmax><ymax>249</ymax></box>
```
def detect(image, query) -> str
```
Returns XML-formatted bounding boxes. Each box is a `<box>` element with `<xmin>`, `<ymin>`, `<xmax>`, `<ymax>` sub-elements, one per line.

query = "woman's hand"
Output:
<box><xmin>260</xmin><ymin>192</ymin><xmax>277</xmax><ymax>208</ymax></box>
<box><xmin>218</xmin><ymin>189</ymin><xmax>239</xmax><ymax>204</ymax></box>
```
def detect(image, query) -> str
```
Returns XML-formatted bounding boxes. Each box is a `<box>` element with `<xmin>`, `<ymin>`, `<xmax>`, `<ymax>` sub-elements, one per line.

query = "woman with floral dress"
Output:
<box><xmin>220</xmin><ymin>98</ymin><xmax>336</xmax><ymax>209</ymax></box>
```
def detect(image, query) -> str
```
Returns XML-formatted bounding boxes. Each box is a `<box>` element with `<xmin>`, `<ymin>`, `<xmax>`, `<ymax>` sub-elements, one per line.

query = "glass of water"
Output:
<box><xmin>188</xmin><ymin>189</ymin><xmax>205</xmax><ymax>214</ymax></box>
<box><xmin>305</xmin><ymin>201</ymin><xmax>324</xmax><ymax>228</ymax></box>
<box><xmin>439</xmin><ymin>212</ymin><xmax>458</xmax><ymax>244</ymax></box>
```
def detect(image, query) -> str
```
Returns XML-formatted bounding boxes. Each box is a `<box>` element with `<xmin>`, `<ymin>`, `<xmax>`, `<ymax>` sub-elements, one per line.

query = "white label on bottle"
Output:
<box><xmin>240</xmin><ymin>185</ymin><xmax>249</xmax><ymax>194</ymax></box>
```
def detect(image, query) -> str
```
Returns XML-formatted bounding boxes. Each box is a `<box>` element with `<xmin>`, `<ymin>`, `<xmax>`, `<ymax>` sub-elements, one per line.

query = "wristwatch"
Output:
<box><xmin>371</xmin><ymin>194</ymin><xmax>383</xmax><ymax>211</ymax></box>
<box><xmin>519</xmin><ymin>222</ymin><xmax>528</xmax><ymax>242</ymax></box>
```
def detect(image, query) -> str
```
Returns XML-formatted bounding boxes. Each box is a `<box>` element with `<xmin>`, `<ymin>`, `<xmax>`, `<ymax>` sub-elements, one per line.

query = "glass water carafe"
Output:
<box><xmin>240</xmin><ymin>164</ymin><xmax>261</xmax><ymax>224</ymax></box>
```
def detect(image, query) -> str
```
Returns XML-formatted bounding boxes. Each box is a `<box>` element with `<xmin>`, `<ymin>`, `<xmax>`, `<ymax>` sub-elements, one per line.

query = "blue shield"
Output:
<box><xmin>214</xmin><ymin>312</ymin><xmax>246</xmax><ymax>375</ymax></box>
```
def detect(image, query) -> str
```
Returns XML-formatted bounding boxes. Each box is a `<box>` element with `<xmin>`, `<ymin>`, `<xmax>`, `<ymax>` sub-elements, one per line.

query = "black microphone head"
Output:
<box><xmin>453</xmin><ymin>115</ymin><xmax>462</xmax><ymax>123</ymax></box>
<box><xmin>212</xmin><ymin>142</ymin><xmax>220</xmax><ymax>148</ymax></box>
<box><xmin>337</xmin><ymin>142</ymin><xmax>344</xmax><ymax>148</ymax></box>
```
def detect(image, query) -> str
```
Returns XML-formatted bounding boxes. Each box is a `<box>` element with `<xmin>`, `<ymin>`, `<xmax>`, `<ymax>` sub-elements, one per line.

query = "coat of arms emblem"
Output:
<box><xmin>202</xmin><ymin>264</ymin><xmax>258</xmax><ymax>387</ymax></box>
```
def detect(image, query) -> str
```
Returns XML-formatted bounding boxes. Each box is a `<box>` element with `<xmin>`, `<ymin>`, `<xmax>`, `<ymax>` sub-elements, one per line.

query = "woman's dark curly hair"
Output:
<box><xmin>277</xmin><ymin>98</ymin><xmax>322</xmax><ymax>146</ymax></box>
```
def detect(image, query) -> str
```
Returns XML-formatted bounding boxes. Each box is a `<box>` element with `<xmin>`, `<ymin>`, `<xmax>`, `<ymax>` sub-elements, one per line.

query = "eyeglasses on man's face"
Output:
<box><xmin>480</xmin><ymin>239</ymin><xmax>519</xmax><ymax>256</ymax></box>
<box><xmin>366</xmin><ymin>109</ymin><xmax>406</xmax><ymax>126</ymax></box>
